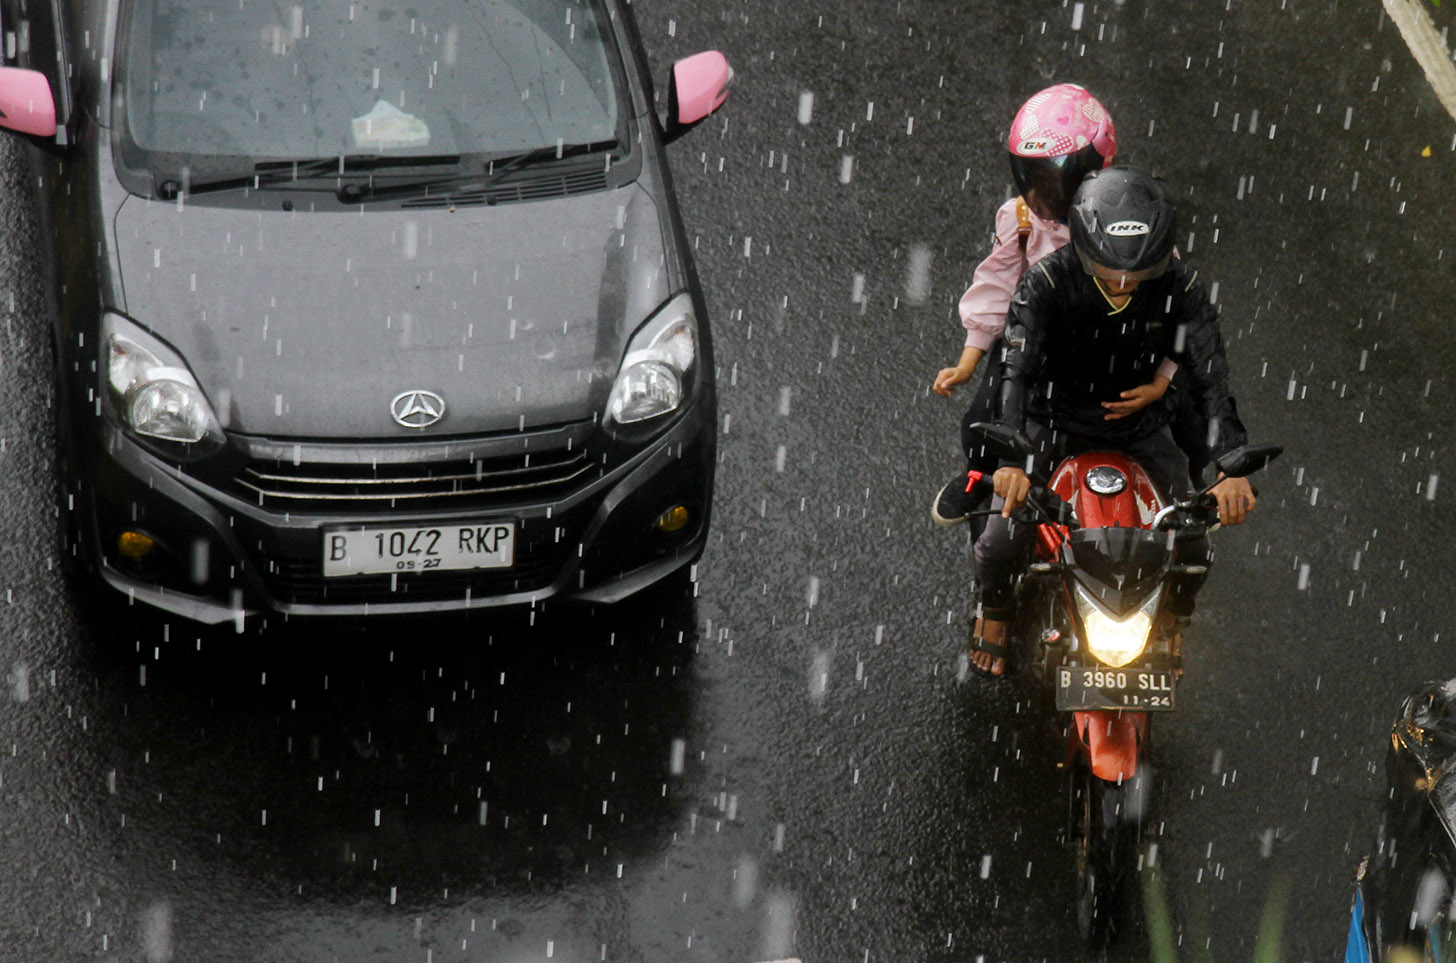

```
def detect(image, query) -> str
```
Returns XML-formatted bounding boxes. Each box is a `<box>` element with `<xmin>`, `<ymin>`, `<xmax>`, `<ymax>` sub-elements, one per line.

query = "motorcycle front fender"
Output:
<box><xmin>1073</xmin><ymin>711</ymin><xmax>1148</xmax><ymax>783</ymax></box>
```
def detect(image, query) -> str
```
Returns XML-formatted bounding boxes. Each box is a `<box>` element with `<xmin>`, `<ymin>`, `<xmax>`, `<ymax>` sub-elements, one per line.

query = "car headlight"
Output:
<box><xmin>102</xmin><ymin>312</ymin><xmax>224</xmax><ymax>450</ymax></box>
<box><xmin>606</xmin><ymin>293</ymin><xmax>698</xmax><ymax>426</ymax></box>
<box><xmin>1073</xmin><ymin>583</ymin><xmax>1160</xmax><ymax>668</ymax></box>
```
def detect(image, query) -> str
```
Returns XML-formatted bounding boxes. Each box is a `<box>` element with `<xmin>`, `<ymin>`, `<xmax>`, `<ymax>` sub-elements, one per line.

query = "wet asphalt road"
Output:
<box><xmin>3</xmin><ymin>0</ymin><xmax>1456</xmax><ymax>960</ymax></box>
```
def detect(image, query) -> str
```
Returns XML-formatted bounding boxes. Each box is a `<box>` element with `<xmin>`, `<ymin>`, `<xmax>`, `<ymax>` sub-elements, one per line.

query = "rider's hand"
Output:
<box><xmin>932</xmin><ymin>365</ymin><xmax>973</xmax><ymax>398</ymax></box>
<box><xmin>1102</xmin><ymin>376</ymin><xmax>1170</xmax><ymax>420</ymax></box>
<box><xmin>994</xmin><ymin>466</ymin><xmax>1031</xmax><ymax>517</ymax></box>
<box><xmin>1209</xmin><ymin>474</ymin><xmax>1256</xmax><ymax>526</ymax></box>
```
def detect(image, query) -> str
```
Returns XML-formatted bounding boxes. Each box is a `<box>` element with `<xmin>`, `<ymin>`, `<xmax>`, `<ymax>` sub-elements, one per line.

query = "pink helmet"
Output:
<box><xmin>1006</xmin><ymin>84</ymin><xmax>1117</xmax><ymax>222</ymax></box>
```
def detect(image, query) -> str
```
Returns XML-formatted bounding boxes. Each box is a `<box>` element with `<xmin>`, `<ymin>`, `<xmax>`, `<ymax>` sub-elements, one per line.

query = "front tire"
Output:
<box><xmin>1071</xmin><ymin>760</ymin><xmax>1137</xmax><ymax>947</ymax></box>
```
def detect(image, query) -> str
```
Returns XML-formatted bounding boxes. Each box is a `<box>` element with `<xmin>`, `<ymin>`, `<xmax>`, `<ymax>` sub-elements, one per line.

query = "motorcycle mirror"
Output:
<box><xmin>967</xmin><ymin>421</ymin><xmax>1034</xmax><ymax>459</ymax></box>
<box><xmin>1214</xmin><ymin>444</ymin><xmax>1283</xmax><ymax>478</ymax></box>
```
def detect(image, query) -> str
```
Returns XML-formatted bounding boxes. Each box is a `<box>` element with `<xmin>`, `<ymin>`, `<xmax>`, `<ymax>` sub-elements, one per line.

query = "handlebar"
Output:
<box><xmin>968</xmin><ymin>481</ymin><xmax>1078</xmax><ymax>529</ymax></box>
<box><xmin>1152</xmin><ymin>493</ymin><xmax>1221</xmax><ymax>534</ymax></box>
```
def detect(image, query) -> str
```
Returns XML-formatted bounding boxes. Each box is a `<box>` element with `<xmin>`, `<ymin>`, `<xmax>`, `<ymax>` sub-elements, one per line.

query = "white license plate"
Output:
<box><xmin>322</xmin><ymin>522</ymin><xmax>515</xmax><ymax>577</ymax></box>
<box><xmin>1055</xmin><ymin>663</ymin><xmax>1176</xmax><ymax>712</ymax></box>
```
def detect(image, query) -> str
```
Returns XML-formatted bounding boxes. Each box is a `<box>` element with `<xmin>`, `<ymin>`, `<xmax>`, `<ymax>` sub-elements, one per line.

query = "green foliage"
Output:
<box><xmin>1141</xmin><ymin>857</ymin><xmax>1292</xmax><ymax>963</ymax></box>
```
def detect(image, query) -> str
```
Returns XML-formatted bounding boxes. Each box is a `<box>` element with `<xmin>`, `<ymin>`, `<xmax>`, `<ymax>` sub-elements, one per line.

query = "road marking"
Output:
<box><xmin>1382</xmin><ymin>0</ymin><xmax>1456</xmax><ymax>124</ymax></box>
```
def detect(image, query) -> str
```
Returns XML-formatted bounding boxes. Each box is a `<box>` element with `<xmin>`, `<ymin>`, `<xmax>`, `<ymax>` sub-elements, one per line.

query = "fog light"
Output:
<box><xmin>118</xmin><ymin>531</ymin><xmax>156</xmax><ymax>558</ymax></box>
<box><xmin>654</xmin><ymin>505</ymin><xmax>690</xmax><ymax>533</ymax></box>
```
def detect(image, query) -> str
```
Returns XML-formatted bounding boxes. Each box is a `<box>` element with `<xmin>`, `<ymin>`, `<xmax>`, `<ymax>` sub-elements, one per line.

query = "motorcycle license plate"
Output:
<box><xmin>1056</xmin><ymin>663</ymin><xmax>1176</xmax><ymax>712</ymax></box>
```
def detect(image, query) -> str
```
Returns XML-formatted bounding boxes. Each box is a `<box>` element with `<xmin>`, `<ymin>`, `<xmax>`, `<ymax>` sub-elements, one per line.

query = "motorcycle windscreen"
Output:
<box><xmin>1066</xmin><ymin>527</ymin><xmax>1172</xmax><ymax>618</ymax></box>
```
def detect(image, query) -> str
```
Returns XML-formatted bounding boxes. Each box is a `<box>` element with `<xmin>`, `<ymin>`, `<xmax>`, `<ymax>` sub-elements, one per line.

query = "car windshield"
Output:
<box><xmin>117</xmin><ymin>0</ymin><xmax>624</xmax><ymax>167</ymax></box>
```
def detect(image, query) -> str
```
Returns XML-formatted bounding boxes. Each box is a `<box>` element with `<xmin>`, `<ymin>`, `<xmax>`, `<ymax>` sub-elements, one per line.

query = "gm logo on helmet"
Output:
<box><xmin>1106</xmin><ymin>220</ymin><xmax>1150</xmax><ymax>237</ymax></box>
<box><xmin>1018</xmin><ymin>139</ymin><xmax>1051</xmax><ymax>154</ymax></box>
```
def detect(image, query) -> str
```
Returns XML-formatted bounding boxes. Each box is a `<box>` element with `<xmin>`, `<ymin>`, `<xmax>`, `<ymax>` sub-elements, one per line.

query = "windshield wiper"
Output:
<box><xmin>480</xmin><ymin>138</ymin><xmax>619</xmax><ymax>182</ymax></box>
<box><xmin>338</xmin><ymin>139</ymin><xmax>619</xmax><ymax>204</ymax></box>
<box><xmin>157</xmin><ymin>153</ymin><xmax>463</xmax><ymax>200</ymax></box>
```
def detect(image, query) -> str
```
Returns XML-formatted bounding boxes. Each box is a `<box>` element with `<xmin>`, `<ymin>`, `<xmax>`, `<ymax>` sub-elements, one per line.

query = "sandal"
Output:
<box><xmin>969</xmin><ymin>633</ymin><xmax>1011</xmax><ymax>678</ymax></box>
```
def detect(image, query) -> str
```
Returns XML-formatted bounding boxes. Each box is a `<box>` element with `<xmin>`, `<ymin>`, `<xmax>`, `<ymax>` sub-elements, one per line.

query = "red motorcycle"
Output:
<box><xmin>972</xmin><ymin>424</ymin><xmax>1280</xmax><ymax>945</ymax></box>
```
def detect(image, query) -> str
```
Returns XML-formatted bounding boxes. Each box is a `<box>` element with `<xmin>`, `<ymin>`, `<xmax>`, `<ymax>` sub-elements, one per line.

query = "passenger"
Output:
<box><xmin>931</xmin><ymin>84</ymin><xmax>1206</xmax><ymax>529</ymax></box>
<box><xmin>969</xmin><ymin>167</ymin><xmax>1257</xmax><ymax>676</ymax></box>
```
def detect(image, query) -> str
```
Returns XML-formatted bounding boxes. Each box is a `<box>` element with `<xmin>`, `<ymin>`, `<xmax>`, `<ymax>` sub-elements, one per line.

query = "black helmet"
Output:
<box><xmin>1068</xmin><ymin>167</ymin><xmax>1176</xmax><ymax>281</ymax></box>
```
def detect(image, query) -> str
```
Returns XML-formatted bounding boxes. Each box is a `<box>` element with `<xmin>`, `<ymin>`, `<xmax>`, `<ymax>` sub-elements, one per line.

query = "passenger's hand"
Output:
<box><xmin>994</xmin><ymin>466</ymin><xmax>1031</xmax><ymax>517</ymax></box>
<box><xmin>1102</xmin><ymin>377</ymin><xmax>1169</xmax><ymax>420</ymax></box>
<box><xmin>1209</xmin><ymin>475</ymin><xmax>1256</xmax><ymax>526</ymax></box>
<box><xmin>932</xmin><ymin>365</ymin><xmax>972</xmax><ymax>397</ymax></box>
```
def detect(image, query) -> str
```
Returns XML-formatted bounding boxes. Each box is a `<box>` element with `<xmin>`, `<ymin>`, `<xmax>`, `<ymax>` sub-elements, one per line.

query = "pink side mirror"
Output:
<box><xmin>0</xmin><ymin>66</ymin><xmax>57</xmax><ymax>138</ymax></box>
<box><xmin>671</xmin><ymin>51</ymin><xmax>732</xmax><ymax>127</ymax></box>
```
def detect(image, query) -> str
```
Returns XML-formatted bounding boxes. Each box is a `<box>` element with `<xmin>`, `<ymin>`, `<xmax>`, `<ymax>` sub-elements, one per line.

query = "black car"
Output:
<box><xmin>1346</xmin><ymin>677</ymin><xmax>1456</xmax><ymax>962</ymax></box>
<box><xmin>0</xmin><ymin>0</ymin><xmax>730</xmax><ymax>624</ymax></box>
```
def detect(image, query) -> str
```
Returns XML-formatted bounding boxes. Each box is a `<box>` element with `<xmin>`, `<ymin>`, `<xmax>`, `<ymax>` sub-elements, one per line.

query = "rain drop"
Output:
<box><xmin>809</xmin><ymin>651</ymin><xmax>830</xmax><ymax>704</ymax></box>
<box><xmin>904</xmin><ymin>244</ymin><xmax>933</xmax><ymax>305</ymax></box>
<box><xmin>10</xmin><ymin>663</ymin><xmax>30</xmax><ymax>703</ymax></box>
<box><xmin>797</xmin><ymin>91</ymin><xmax>814</xmax><ymax>125</ymax></box>
<box><xmin>140</xmin><ymin>902</ymin><xmax>172</xmax><ymax>963</ymax></box>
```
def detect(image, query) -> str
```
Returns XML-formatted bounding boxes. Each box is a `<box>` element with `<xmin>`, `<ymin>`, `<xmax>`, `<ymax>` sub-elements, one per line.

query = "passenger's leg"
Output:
<box><xmin>968</xmin><ymin>421</ymin><xmax>1060</xmax><ymax>674</ymax></box>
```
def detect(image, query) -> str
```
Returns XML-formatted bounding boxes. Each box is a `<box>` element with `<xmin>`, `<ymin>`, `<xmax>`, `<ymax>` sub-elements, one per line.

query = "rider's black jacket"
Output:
<box><xmin>997</xmin><ymin>246</ymin><xmax>1247</xmax><ymax>460</ymax></box>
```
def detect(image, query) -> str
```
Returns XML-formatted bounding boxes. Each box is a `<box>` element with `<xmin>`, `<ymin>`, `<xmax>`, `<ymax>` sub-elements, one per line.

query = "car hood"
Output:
<box><xmin>112</xmin><ymin>185</ymin><xmax>669</xmax><ymax>438</ymax></box>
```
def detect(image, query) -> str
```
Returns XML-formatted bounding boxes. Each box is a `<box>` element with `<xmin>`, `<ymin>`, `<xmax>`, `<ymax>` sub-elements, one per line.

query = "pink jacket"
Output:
<box><xmin>957</xmin><ymin>198</ymin><xmax>1067</xmax><ymax>351</ymax></box>
<box><xmin>956</xmin><ymin>197</ymin><xmax>1178</xmax><ymax>381</ymax></box>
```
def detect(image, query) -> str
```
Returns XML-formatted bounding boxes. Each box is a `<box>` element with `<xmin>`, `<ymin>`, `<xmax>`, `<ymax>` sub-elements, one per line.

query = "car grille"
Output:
<box><xmin>233</xmin><ymin>450</ymin><xmax>595</xmax><ymax>512</ymax></box>
<box><xmin>261</xmin><ymin>540</ymin><xmax>570</xmax><ymax>606</ymax></box>
<box><xmin>401</xmin><ymin>169</ymin><xmax>610</xmax><ymax>209</ymax></box>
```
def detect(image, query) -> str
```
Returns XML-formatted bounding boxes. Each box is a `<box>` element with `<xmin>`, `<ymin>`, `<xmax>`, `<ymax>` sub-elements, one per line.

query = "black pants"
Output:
<box><xmin>972</xmin><ymin>420</ymin><xmax>1211</xmax><ymax>621</ymax></box>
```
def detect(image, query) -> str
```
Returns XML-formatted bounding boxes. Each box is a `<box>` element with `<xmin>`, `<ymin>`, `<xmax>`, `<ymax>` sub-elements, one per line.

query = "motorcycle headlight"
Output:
<box><xmin>1073</xmin><ymin>583</ymin><xmax>1161</xmax><ymax>668</ymax></box>
<box><xmin>102</xmin><ymin>312</ymin><xmax>224</xmax><ymax>451</ymax></box>
<box><xmin>606</xmin><ymin>293</ymin><xmax>698</xmax><ymax>427</ymax></box>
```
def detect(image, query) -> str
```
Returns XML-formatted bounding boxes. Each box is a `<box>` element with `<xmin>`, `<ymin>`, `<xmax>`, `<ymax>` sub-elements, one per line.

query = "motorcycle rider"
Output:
<box><xmin>932</xmin><ymin>84</ymin><xmax>1199</xmax><ymax>526</ymax></box>
<box><xmin>968</xmin><ymin>166</ymin><xmax>1257</xmax><ymax>677</ymax></box>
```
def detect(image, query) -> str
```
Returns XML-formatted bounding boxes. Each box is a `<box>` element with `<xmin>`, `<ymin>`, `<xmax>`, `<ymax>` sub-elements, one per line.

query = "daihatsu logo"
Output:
<box><xmin>391</xmin><ymin>390</ymin><xmax>446</xmax><ymax>428</ymax></box>
<box><xmin>1106</xmin><ymin>220</ymin><xmax>1150</xmax><ymax>237</ymax></box>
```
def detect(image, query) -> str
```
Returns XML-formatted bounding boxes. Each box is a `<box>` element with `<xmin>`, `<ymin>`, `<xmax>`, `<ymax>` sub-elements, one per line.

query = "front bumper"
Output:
<box><xmin>72</xmin><ymin>398</ymin><xmax>714</xmax><ymax>624</ymax></box>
